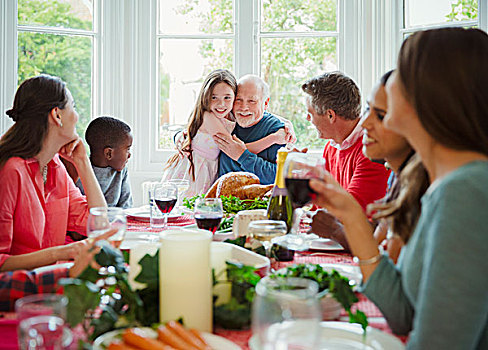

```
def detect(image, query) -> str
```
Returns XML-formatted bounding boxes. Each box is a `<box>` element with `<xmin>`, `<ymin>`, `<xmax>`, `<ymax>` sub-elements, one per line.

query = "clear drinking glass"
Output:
<box><xmin>167</xmin><ymin>179</ymin><xmax>190</xmax><ymax>207</ymax></box>
<box><xmin>149</xmin><ymin>183</ymin><xmax>178</xmax><ymax>230</ymax></box>
<box><xmin>194</xmin><ymin>198</ymin><xmax>223</xmax><ymax>234</ymax></box>
<box><xmin>86</xmin><ymin>207</ymin><xmax>127</xmax><ymax>249</ymax></box>
<box><xmin>248</xmin><ymin>220</ymin><xmax>287</xmax><ymax>257</ymax></box>
<box><xmin>252</xmin><ymin>277</ymin><xmax>321</xmax><ymax>350</ymax></box>
<box><xmin>16</xmin><ymin>294</ymin><xmax>72</xmax><ymax>350</ymax></box>
<box><xmin>281</xmin><ymin>152</ymin><xmax>326</xmax><ymax>250</ymax></box>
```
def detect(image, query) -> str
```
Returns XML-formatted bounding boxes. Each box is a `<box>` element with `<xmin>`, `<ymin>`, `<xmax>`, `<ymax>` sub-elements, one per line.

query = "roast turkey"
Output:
<box><xmin>205</xmin><ymin>172</ymin><xmax>273</xmax><ymax>200</ymax></box>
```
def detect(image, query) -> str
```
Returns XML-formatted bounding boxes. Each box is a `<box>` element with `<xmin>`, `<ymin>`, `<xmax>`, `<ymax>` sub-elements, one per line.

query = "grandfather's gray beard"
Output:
<box><xmin>235</xmin><ymin>114</ymin><xmax>258</xmax><ymax>128</ymax></box>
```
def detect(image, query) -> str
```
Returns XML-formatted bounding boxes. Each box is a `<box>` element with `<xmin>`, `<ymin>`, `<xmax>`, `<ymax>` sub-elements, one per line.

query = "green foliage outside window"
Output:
<box><xmin>17</xmin><ymin>0</ymin><xmax>93</xmax><ymax>138</ymax></box>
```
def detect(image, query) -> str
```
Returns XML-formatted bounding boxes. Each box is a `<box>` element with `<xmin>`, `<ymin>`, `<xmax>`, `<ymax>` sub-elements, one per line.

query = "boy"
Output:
<box><xmin>76</xmin><ymin>116</ymin><xmax>133</xmax><ymax>208</ymax></box>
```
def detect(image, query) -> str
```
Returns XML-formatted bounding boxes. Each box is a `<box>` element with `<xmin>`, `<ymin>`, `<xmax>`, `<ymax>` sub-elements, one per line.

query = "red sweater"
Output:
<box><xmin>323</xmin><ymin>137</ymin><xmax>390</xmax><ymax>211</ymax></box>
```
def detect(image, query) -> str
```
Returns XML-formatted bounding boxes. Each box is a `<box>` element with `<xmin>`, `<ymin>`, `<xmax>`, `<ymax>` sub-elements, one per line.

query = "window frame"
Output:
<box><xmin>148</xmin><ymin>0</ymin><xmax>359</xmax><ymax>165</ymax></box>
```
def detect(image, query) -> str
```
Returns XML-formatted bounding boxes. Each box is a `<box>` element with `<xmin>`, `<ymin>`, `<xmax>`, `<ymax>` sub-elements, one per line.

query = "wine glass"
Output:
<box><xmin>167</xmin><ymin>179</ymin><xmax>190</xmax><ymax>208</ymax></box>
<box><xmin>252</xmin><ymin>276</ymin><xmax>321</xmax><ymax>349</ymax></box>
<box><xmin>150</xmin><ymin>183</ymin><xmax>178</xmax><ymax>230</ymax></box>
<box><xmin>194</xmin><ymin>198</ymin><xmax>223</xmax><ymax>234</ymax></box>
<box><xmin>248</xmin><ymin>220</ymin><xmax>287</xmax><ymax>258</ymax></box>
<box><xmin>281</xmin><ymin>152</ymin><xmax>325</xmax><ymax>250</ymax></box>
<box><xmin>87</xmin><ymin>207</ymin><xmax>126</xmax><ymax>249</ymax></box>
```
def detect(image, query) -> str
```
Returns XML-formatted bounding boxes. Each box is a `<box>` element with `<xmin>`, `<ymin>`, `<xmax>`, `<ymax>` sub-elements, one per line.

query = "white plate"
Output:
<box><xmin>310</xmin><ymin>238</ymin><xmax>344</xmax><ymax>251</ymax></box>
<box><xmin>120</xmin><ymin>231</ymin><xmax>160</xmax><ymax>250</ymax></box>
<box><xmin>124</xmin><ymin>205</ymin><xmax>191</xmax><ymax>222</ymax></box>
<box><xmin>249</xmin><ymin>321</ymin><xmax>405</xmax><ymax>350</ymax></box>
<box><xmin>93</xmin><ymin>327</ymin><xmax>241</xmax><ymax>350</ymax></box>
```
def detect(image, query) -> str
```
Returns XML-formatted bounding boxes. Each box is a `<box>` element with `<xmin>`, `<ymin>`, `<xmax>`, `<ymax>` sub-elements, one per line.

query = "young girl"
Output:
<box><xmin>163</xmin><ymin>69</ymin><xmax>291</xmax><ymax>196</ymax></box>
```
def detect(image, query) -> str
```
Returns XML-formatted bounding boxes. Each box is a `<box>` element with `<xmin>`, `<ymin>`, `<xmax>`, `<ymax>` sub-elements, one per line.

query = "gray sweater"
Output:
<box><xmin>362</xmin><ymin>161</ymin><xmax>488</xmax><ymax>349</ymax></box>
<box><xmin>76</xmin><ymin>165</ymin><xmax>133</xmax><ymax>209</ymax></box>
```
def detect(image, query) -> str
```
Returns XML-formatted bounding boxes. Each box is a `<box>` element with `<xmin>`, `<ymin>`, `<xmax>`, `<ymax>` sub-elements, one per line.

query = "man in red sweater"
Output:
<box><xmin>302</xmin><ymin>72</ymin><xmax>390</xmax><ymax>248</ymax></box>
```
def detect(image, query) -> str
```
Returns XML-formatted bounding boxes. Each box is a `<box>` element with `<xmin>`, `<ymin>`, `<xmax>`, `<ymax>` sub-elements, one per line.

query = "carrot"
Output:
<box><xmin>108</xmin><ymin>340</ymin><xmax>140</xmax><ymax>350</ymax></box>
<box><xmin>122</xmin><ymin>328</ymin><xmax>176</xmax><ymax>350</ymax></box>
<box><xmin>189</xmin><ymin>329</ymin><xmax>210</xmax><ymax>347</ymax></box>
<box><xmin>157</xmin><ymin>325</ymin><xmax>197</xmax><ymax>350</ymax></box>
<box><xmin>166</xmin><ymin>321</ymin><xmax>211</xmax><ymax>350</ymax></box>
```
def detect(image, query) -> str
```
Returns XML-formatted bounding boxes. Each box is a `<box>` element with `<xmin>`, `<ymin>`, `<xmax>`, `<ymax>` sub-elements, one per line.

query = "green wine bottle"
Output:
<box><xmin>267</xmin><ymin>150</ymin><xmax>293</xmax><ymax>232</ymax></box>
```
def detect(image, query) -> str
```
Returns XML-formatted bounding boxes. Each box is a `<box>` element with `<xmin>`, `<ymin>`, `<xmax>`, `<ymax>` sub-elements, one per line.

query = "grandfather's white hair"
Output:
<box><xmin>238</xmin><ymin>74</ymin><xmax>270</xmax><ymax>101</ymax></box>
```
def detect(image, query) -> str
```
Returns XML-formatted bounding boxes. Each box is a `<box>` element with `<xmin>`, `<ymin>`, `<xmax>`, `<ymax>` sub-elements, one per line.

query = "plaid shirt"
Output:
<box><xmin>0</xmin><ymin>267</ymin><xmax>69</xmax><ymax>311</ymax></box>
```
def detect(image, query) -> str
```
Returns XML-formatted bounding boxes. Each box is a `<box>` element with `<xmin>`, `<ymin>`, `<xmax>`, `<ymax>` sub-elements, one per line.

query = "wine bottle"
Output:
<box><xmin>267</xmin><ymin>150</ymin><xmax>293</xmax><ymax>232</ymax></box>
<box><xmin>267</xmin><ymin>150</ymin><xmax>295</xmax><ymax>261</ymax></box>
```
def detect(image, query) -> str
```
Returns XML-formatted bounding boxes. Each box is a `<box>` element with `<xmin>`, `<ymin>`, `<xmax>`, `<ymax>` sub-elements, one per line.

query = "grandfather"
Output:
<box><xmin>213</xmin><ymin>75</ymin><xmax>285</xmax><ymax>184</ymax></box>
<box><xmin>302</xmin><ymin>72</ymin><xmax>390</xmax><ymax>210</ymax></box>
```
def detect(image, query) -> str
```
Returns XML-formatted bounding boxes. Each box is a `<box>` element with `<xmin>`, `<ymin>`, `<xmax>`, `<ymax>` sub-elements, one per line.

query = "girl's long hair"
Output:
<box><xmin>0</xmin><ymin>75</ymin><xmax>68</xmax><ymax>168</ymax></box>
<box><xmin>166</xmin><ymin>69</ymin><xmax>237</xmax><ymax>180</ymax></box>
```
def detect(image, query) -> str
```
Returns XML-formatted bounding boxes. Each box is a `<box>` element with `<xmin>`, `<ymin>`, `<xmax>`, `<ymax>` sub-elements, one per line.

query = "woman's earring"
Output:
<box><xmin>59</xmin><ymin>121</ymin><xmax>63</xmax><ymax>127</ymax></box>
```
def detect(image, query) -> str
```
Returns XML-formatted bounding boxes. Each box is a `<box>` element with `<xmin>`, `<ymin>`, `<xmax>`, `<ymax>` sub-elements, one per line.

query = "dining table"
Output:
<box><xmin>0</xmin><ymin>212</ymin><xmax>408</xmax><ymax>349</ymax></box>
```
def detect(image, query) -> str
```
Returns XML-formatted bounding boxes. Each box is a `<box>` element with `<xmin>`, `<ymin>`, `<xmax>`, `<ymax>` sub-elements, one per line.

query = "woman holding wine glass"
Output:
<box><xmin>0</xmin><ymin>75</ymin><xmax>106</xmax><ymax>272</ymax></box>
<box><xmin>310</xmin><ymin>28</ymin><xmax>488</xmax><ymax>348</ymax></box>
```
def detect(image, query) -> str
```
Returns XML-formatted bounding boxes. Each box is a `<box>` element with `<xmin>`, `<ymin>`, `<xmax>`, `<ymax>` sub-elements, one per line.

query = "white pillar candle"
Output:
<box><xmin>159</xmin><ymin>229</ymin><xmax>213</xmax><ymax>332</ymax></box>
<box><xmin>211</xmin><ymin>242</ymin><xmax>233</xmax><ymax>306</ymax></box>
<box><xmin>128</xmin><ymin>243</ymin><xmax>159</xmax><ymax>290</ymax></box>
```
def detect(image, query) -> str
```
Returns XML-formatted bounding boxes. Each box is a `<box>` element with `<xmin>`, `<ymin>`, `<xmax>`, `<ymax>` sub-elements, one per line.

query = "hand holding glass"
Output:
<box><xmin>87</xmin><ymin>207</ymin><xmax>126</xmax><ymax>248</ymax></box>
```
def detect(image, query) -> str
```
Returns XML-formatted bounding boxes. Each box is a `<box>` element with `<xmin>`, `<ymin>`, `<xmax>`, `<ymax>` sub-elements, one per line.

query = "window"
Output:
<box><xmin>156</xmin><ymin>0</ymin><xmax>340</xmax><ymax>151</ymax></box>
<box><xmin>17</xmin><ymin>0</ymin><xmax>96</xmax><ymax>137</ymax></box>
<box><xmin>157</xmin><ymin>0</ymin><xmax>234</xmax><ymax>149</ymax></box>
<box><xmin>260</xmin><ymin>0</ymin><xmax>338</xmax><ymax>149</ymax></box>
<box><xmin>402</xmin><ymin>0</ymin><xmax>479</xmax><ymax>36</ymax></box>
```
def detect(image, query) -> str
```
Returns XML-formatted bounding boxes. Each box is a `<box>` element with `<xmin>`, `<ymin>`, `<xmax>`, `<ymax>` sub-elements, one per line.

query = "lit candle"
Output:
<box><xmin>159</xmin><ymin>229</ymin><xmax>213</xmax><ymax>332</ymax></box>
<box><xmin>211</xmin><ymin>242</ymin><xmax>232</xmax><ymax>306</ymax></box>
<box><xmin>128</xmin><ymin>242</ymin><xmax>158</xmax><ymax>290</ymax></box>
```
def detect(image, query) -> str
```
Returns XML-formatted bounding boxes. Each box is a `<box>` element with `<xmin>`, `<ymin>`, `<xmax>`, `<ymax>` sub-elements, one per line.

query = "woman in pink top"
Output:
<box><xmin>0</xmin><ymin>75</ymin><xmax>107</xmax><ymax>271</ymax></box>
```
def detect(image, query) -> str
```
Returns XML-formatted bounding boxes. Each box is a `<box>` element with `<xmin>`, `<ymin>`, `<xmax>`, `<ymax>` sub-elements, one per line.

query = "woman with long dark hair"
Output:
<box><xmin>310</xmin><ymin>28</ymin><xmax>488</xmax><ymax>348</ymax></box>
<box><xmin>0</xmin><ymin>75</ymin><xmax>106</xmax><ymax>271</ymax></box>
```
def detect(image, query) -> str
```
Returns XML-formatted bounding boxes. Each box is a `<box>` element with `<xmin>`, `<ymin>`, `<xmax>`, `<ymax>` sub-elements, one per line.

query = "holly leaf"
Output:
<box><xmin>59</xmin><ymin>278</ymin><xmax>100</xmax><ymax>327</ymax></box>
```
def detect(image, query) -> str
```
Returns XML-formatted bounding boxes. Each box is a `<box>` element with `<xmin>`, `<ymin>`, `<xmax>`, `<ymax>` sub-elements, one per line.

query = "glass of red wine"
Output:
<box><xmin>194</xmin><ymin>198</ymin><xmax>224</xmax><ymax>234</ymax></box>
<box><xmin>281</xmin><ymin>152</ymin><xmax>325</xmax><ymax>250</ymax></box>
<box><xmin>150</xmin><ymin>183</ymin><xmax>178</xmax><ymax>231</ymax></box>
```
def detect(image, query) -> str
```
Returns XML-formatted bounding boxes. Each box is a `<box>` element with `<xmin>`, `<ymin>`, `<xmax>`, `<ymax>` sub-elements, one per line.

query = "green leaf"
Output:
<box><xmin>224</xmin><ymin>236</ymin><xmax>246</xmax><ymax>247</ymax></box>
<box><xmin>134</xmin><ymin>250</ymin><xmax>159</xmax><ymax>289</ymax></box>
<box><xmin>59</xmin><ymin>278</ymin><xmax>100</xmax><ymax>327</ymax></box>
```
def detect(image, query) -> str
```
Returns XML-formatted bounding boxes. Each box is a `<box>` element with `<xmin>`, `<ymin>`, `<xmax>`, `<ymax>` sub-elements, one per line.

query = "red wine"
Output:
<box><xmin>285</xmin><ymin>178</ymin><xmax>316</xmax><ymax>207</ymax></box>
<box><xmin>195</xmin><ymin>214</ymin><xmax>223</xmax><ymax>233</ymax></box>
<box><xmin>155</xmin><ymin>198</ymin><xmax>177</xmax><ymax>213</ymax></box>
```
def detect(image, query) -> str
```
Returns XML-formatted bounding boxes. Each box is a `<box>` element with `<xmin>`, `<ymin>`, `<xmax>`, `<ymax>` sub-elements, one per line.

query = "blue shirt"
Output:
<box><xmin>218</xmin><ymin>111</ymin><xmax>285</xmax><ymax>185</ymax></box>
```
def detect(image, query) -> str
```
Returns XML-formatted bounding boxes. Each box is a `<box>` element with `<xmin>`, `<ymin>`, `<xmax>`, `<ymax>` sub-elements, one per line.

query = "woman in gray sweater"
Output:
<box><xmin>310</xmin><ymin>27</ymin><xmax>488</xmax><ymax>349</ymax></box>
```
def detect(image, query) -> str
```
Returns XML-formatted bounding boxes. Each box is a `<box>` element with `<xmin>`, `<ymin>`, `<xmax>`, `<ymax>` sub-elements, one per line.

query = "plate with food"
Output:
<box><xmin>93</xmin><ymin>324</ymin><xmax>241</xmax><ymax>350</ymax></box>
<box><xmin>124</xmin><ymin>205</ymin><xmax>192</xmax><ymax>222</ymax></box>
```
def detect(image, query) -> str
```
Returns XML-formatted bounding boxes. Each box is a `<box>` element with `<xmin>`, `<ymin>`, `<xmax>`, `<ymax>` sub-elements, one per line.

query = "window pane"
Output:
<box><xmin>159</xmin><ymin>0</ymin><xmax>233</xmax><ymax>35</ymax></box>
<box><xmin>18</xmin><ymin>32</ymin><xmax>93</xmax><ymax>137</ymax></box>
<box><xmin>261</xmin><ymin>37</ymin><xmax>337</xmax><ymax>150</ymax></box>
<box><xmin>18</xmin><ymin>0</ymin><xmax>93</xmax><ymax>31</ymax></box>
<box><xmin>261</xmin><ymin>0</ymin><xmax>337</xmax><ymax>32</ymax></box>
<box><xmin>159</xmin><ymin>39</ymin><xmax>233</xmax><ymax>149</ymax></box>
<box><xmin>405</xmin><ymin>0</ymin><xmax>478</xmax><ymax>28</ymax></box>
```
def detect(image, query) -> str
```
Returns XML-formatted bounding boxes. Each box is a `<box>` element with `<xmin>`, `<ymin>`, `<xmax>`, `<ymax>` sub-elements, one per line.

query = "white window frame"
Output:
<box><xmin>392</xmin><ymin>0</ymin><xmax>488</xmax><ymax>64</ymax></box>
<box><xmin>146</xmin><ymin>0</ymin><xmax>361</xmax><ymax>166</ymax></box>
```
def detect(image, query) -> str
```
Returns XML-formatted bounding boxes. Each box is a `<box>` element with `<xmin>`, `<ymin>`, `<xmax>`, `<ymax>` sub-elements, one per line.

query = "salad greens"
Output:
<box><xmin>183</xmin><ymin>194</ymin><xmax>269</xmax><ymax>214</ymax></box>
<box><xmin>273</xmin><ymin>264</ymin><xmax>368</xmax><ymax>331</ymax></box>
